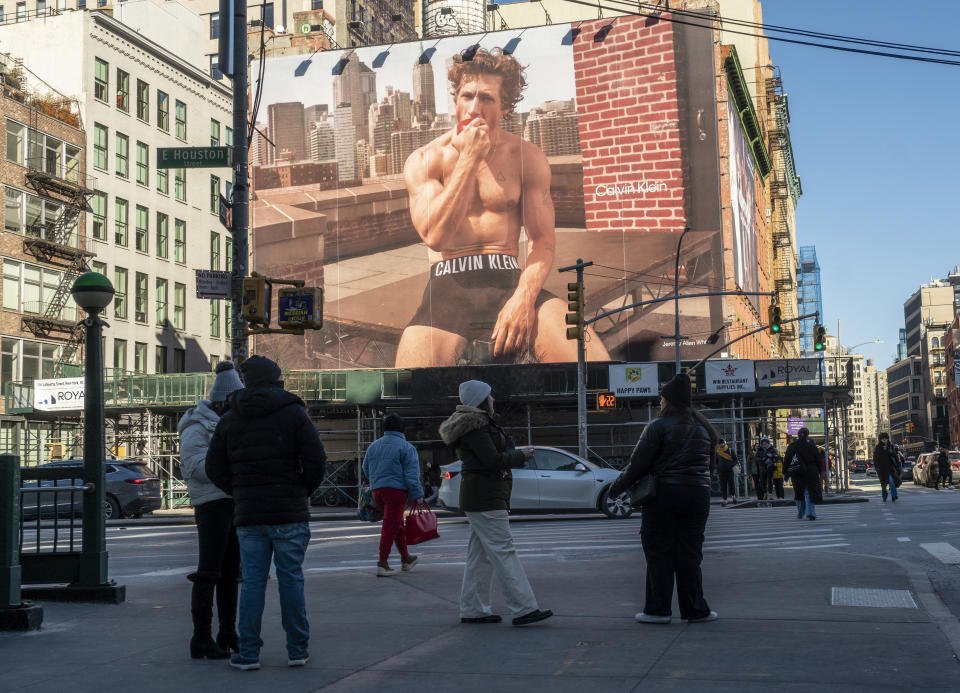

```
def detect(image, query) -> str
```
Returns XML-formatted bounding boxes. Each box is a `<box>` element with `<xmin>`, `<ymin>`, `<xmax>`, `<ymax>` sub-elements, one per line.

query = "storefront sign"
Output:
<box><xmin>705</xmin><ymin>360</ymin><xmax>756</xmax><ymax>394</ymax></box>
<box><xmin>608</xmin><ymin>363</ymin><xmax>659</xmax><ymax>398</ymax></box>
<box><xmin>756</xmin><ymin>358</ymin><xmax>820</xmax><ymax>386</ymax></box>
<box><xmin>33</xmin><ymin>377</ymin><xmax>85</xmax><ymax>412</ymax></box>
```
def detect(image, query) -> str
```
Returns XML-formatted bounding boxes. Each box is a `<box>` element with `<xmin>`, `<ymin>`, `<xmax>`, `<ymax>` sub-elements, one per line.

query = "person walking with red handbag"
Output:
<box><xmin>439</xmin><ymin>380</ymin><xmax>552</xmax><ymax>627</ymax></box>
<box><xmin>362</xmin><ymin>414</ymin><xmax>424</xmax><ymax>576</ymax></box>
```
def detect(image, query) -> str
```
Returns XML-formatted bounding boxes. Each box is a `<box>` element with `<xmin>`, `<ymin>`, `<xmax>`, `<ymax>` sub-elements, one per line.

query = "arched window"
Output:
<box><xmin>932</xmin><ymin>337</ymin><xmax>940</xmax><ymax>348</ymax></box>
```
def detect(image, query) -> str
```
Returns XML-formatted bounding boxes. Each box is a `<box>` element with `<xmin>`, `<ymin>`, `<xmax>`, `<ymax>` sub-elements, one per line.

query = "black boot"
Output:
<box><xmin>215</xmin><ymin>576</ymin><xmax>240</xmax><ymax>653</ymax></box>
<box><xmin>191</xmin><ymin>581</ymin><xmax>230</xmax><ymax>660</ymax></box>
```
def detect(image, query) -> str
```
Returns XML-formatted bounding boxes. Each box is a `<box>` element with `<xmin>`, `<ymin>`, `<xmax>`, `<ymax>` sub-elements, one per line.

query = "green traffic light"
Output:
<box><xmin>772</xmin><ymin>324</ymin><xmax>781</xmax><ymax>333</ymax></box>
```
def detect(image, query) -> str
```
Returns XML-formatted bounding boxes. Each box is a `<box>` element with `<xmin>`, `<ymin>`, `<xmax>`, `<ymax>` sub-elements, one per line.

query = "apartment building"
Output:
<box><xmin>0</xmin><ymin>8</ymin><xmax>234</xmax><ymax>374</ymax></box>
<box><xmin>887</xmin><ymin>355</ymin><xmax>927</xmax><ymax>456</ymax></box>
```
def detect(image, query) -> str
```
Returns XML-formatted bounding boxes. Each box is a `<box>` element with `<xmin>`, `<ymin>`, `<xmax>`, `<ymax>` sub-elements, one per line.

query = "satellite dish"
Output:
<box><xmin>276</xmin><ymin>23</ymin><xmax>285</xmax><ymax>33</ymax></box>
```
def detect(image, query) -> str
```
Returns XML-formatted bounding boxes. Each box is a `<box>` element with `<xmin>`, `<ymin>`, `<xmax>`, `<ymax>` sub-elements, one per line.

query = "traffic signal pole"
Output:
<box><xmin>559</xmin><ymin>259</ymin><xmax>591</xmax><ymax>459</ymax></box>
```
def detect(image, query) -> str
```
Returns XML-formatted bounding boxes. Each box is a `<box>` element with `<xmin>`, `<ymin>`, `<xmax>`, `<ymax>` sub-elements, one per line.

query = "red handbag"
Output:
<box><xmin>404</xmin><ymin>501</ymin><xmax>439</xmax><ymax>545</ymax></box>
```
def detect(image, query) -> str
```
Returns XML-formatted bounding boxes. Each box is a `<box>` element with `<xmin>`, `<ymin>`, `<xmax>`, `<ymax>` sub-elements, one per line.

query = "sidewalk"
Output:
<box><xmin>3</xmin><ymin>522</ymin><xmax>959</xmax><ymax>691</ymax></box>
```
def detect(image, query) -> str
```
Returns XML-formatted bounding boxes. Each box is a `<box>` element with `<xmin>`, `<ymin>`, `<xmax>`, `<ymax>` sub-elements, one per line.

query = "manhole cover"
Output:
<box><xmin>830</xmin><ymin>587</ymin><xmax>917</xmax><ymax>608</ymax></box>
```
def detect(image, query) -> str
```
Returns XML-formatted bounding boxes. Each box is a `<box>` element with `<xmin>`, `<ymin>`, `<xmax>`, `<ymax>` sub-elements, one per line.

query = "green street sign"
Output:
<box><xmin>157</xmin><ymin>146</ymin><xmax>232</xmax><ymax>169</ymax></box>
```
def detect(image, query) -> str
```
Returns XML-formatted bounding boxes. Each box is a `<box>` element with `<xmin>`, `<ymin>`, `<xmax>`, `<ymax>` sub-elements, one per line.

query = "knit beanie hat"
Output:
<box><xmin>459</xmin><ymin>380</ymin><xmax>491</xmax><ymax>408</ymax></box>
<box><xmin>208</xmin><ymin>361</ymin><xmax>244</xmax><ymax>402</ymax></box>
<box><xmin>239</xmin><ymin>355</ymin><xmax>282</xmax><ymax>387</ymax></box>
<box><xmin>383</xmin><ymin>413</ymin><xmax>404</xmax><ymax>433</ymax></box>
<box><xmin>660</xmin><ymin>372</ymin><xmax>692</xmax><ymax>408</ymax></box>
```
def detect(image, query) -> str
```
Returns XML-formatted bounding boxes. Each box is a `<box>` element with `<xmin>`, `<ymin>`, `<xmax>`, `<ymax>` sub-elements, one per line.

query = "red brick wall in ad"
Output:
<box><xmin>573</xmin><ymin>17</ymin><xmax>686</xmax><ymax>233</ymax></box>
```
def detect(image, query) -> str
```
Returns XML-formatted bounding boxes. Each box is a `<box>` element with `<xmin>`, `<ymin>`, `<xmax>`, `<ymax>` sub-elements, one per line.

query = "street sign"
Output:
<box><xmin>195</xmin><ymin>270</ymin><xmax>231</xmax><ymax>299</ymax></box>
<box><xmin>278</xmin><ymin>287</ymin><xmax>323</xmax><ymax>328</ymax></box>
<box><xmin>787</xmin><ymin>417</ymin><xmax>806</xmax><ymax>435</ymax></box>
<box><xmin>33</xmin><ymin>377</ymin><xmax>85</xmax><ymax>412</ymax></box>
<box><xmin>157</xmin><ymin>147</ymin><xmax>232</xmax><ymax>169</ymax></box>
<box><xmin>219</xmin><ymin>194</ymin><xmax>233</xmax><ymax>230</ymax></box>
<box><xmin>299</xmin><ymin>22</ymin><xmax>311</xmax><ymax>34</ymax></box>
<box><xmin>596</xmin><ymin>392</ymin><xmax>616</xmax><ymax>410</ymax></box>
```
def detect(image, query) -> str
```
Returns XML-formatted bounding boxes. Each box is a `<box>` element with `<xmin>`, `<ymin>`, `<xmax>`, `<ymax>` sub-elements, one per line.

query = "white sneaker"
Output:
<box><xmin>288</xmin><ymin>655</ymin><xmax>310</xmax><ymax>667</ymax></box>
<box><xmin>376</xmin><ymin>563</ymin><xmax>397</xmax><ymax>577</ymax></box>
<box><xmin>635</xmin><ymin>612</ymin><xmax>671</xmax><ymax>624</ymax></box>
<box><xmin>401</xmin><ymin>555</ymin><xmax>418</xmax><ymax>572</ymax></box>
<box><xmin>685</xmin><ymin>611</ymin><xmax>719</xmax><ymax>623</ymax></box>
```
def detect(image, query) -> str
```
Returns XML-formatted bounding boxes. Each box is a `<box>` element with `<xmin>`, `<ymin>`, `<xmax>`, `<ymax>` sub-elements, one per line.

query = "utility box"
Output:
<box><xmin>278</xmin><ymin>287</ymin><xmax>323</xmax><ymax>329</ymax></box>
<box><xmin>242</xmin><ymin>277</ymin><xmax>271</xmax><ymax>325</ymax></box>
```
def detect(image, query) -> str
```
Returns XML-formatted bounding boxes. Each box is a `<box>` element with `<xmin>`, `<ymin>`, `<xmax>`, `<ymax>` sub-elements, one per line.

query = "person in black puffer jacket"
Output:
<box><xmin>206</xmin><ymin>355</ymin><xmax>326</xmax><ymax>671</ymax></box>
<box><xmin>608</xmin><ymin>372</ymin><xmax>719</xmax><ymax>625</ymax></box>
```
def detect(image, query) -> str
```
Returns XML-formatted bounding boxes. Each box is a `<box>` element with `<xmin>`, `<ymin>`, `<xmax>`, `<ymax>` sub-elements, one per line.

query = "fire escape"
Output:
<box><xmin>17</xmin><ymin>94</ymin><xmax>96</xmax><ymax>375</ymax></box>
<box><xmin>765</xmin><ymin>69</ymin><xmax>802</xmax><ymax>357</ymax></box>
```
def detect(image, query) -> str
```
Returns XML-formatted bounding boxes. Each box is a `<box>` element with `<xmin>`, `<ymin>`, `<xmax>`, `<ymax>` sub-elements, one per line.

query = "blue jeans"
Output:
<box><xmin>236</xmin><ymin>522</ymin><xmax>311</xmax><ymax>660</ymax></box>
<box><xmin>882</xmin><ymin>474</ymin><xmax>898</xmax><ymax>500</ymax></box>
<box><xmin>796</xmin><ymin>490</ymin><xmax>816</xmax><ymax>519</ymax></box>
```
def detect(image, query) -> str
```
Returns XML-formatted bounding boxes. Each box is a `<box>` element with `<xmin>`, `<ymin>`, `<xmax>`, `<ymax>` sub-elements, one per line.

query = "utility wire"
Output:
<box><xmin>558</xmin><ymin>0</ymin><xmax>960</xmax><ymax>67</ymax></box>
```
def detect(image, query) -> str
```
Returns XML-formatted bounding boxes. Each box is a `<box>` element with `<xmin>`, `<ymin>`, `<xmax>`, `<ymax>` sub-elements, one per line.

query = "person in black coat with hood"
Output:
<box><xmin>784</xmin><ymin>427</ymin><xmax>823</xmax><ymax>519</ymax></box>
<box><xmin>608</xmin><ymin>372</ymin><xmax>719</xmax><ymax>625</ymax></box>
<box><xmin>207</xmin><ymin>355</ymin><xmax>327</xmax><ymax>671</ymax></box>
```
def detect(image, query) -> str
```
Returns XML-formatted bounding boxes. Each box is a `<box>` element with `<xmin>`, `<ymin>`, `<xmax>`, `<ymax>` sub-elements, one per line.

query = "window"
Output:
<box><xmin>156</xmin><ymin>165</ymin><xmax>168</xmax><ymax>195</ymax></box>
<box><xmin>113</xmin><ymin>339</ymin><xmax>127</xmax><ymax>372</ymax></box>
<box><xmin>15</xmin><ymin>2</ymin><xmax>25</xmax><ymax>22</ymax></box>
<box><xmin>37</xmin><ymin>0</ymin><xmax>45</xmax><ymax>14</ymax></box>
<box><xmin>4</xmin><ymin>188</ymin><xmax>22</xmax><ymax>234</ymax></box>
<box><xmin>134</xmin><ymin>272</ymin><xmax>147</xmax><ymax>323</ymax></box>
<box><xmin>136</xmin><ymin>80</ymin><xmax>149</xmax><ymax>121</ymax></box>
<box><xmin>135</xmin><ymin>205</ymin><xmax>148</xmax><ymax>253</ymax></box>
<box><xmin>3</xmin><ymin>260</ymin><xmax>20</xmax><ymax>310</ymax></box>
<box><xmin>134</xmin><ymin>342</ymin><xmax>147</xmax><ymax>374</ymax></box>
<box><xmin>2</xmin><ymin>337</ymin><xmax>63</xmax><ymax>385</ymax></box>
<box><xmin>114</xmin><ymin>198</ymin><xmax>128</xmax><ymax>246</ymax></box>
<box><xmin>174</xmin><ymin>218</ymin><xmax>186</xmax><ymax>263</ymax></box>
<box><xmin>174</xmin><ymin>282</ymin><xmax>185</xmax><ymax>330</ymax></box>
<box><xmin>0</xmin><ymin>8</ymin><xmax>5</xmax><ymax>22</ymax></box>
<box><xmin>225</xmin><ymin>237</ymin><xmax>232</xmax><ymax>272</ymax></box>
<box><xmin>174</xmin><ymin>167</ymin><xmax>186</xmax><ymax>201</ymax></box>
<box><xmin>155</xmin><ymin>345</ymin><xmax>168</xmax><ymax>373</ymax></box>
<box><xmin>210</xmin><ymin>300</ymin><xmax>220</xmax><ymax>337</ymax></box>
<box><xmin>311</xmin><ymin>0</ymin><xmax>323</xmax><ymax>9</ymax></box>
<box><xmin>210</xmin><ymin>231</ymin><xmax>220</xmax><ymax>269</ymax></box>
<box><xmin>92</xmin><ymin>260</ymin><xmax>106</xmax><ymax>276</ymax></box>
<box><xmin>116</xmin><ymin>69</ymin><xmax>129</xmax><ymax>112</ymax></box>
<box><xmin>225</xmin><ymin>300</ymin><xmax>232</xmax><ymax>339</ymax></box>
<box><xmin>156</xmin><ymin>212</ymin><xmax>168</xmax><ymax>258</ymax></box>
<box><xmin>210</xmin><ymin>175</ymin><xmax>220</xmax><ymax>214</ymax></box>
<box><xmin>135</xmin><ymin>141</ymin><xmax>148</xmax><ymax>185</ymax></box>
<box><xmin>93</xmin><ymin>123</ymin><xmax>107</xmax><ymax>170</ymax></box>
<box><xmin>5</xmin><ymin>120</ymin><xmax>23</xmax><ymax>165</ymax></box>
<box><xmin>115</xmin><ymin>132</ymin><xmax>128</xmax><ymax>177</ymax></box>
<box><xmin>210</xmin><ymin>54</ymin><xmax>222</xmax><ymax>81</ymax></box>
<box><xmin>157</xmin><ymin>91</ymin><xmax>169</xmax><ymax>131</ymax></box>
<box><xmin>173</xmin><ymin>347</ymin><xmax>185</xmax><ymax>373</ymax></box>
<box><xmin>91</xmin><ymin>191</ymin><xmax>106</xmax><ymax>241</ymax></box>
<box><xmin>912</xmin><ymin>396</ymin><xmax>920</xmax><ymax>410</ymax></box>
<box><xmin>155</xmin><ymin>277</ymin><xmax>168</xmax><ymax>325</ymax></box>
<box><xmin>94</xmin><ymin>58</ymin><xmax>108</xmax><ymax>102</ymax></box>
<box><xmin>113</xmin><ymin>267</ymin><xmax>127</xmax><ymax>319</ymax></box>
<box><xmin>262</xmin><ymin>2</ymin><xmax>274</xmax><ymax>28</ymax></box>
<box><xmin>225</xmin><ymin>126</ymin><xmax>233</xmax><ymax>147</ymax></box>
<box><xmin>209</xmin><ymin>12</ymin><xmax>220</xmax><ymax>39</ymax></box>
<box><xmin>175</xmin><ymin>100</ymin><xmax>187</xmax><ymax>140</ymax></box>
<box><xmin>210</xmin><ymin>119</ymin><xmax>220</xmax><ymax>146</ymax></box>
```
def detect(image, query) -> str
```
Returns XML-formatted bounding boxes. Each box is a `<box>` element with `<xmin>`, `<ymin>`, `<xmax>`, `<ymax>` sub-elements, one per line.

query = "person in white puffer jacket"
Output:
<box><xmin>177</xmin><ymin>361</ymin><xmax>244</xmax><ymax>660</ymax></box>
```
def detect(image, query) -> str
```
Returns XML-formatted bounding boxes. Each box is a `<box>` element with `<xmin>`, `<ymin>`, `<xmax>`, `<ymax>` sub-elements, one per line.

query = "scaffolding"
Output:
<box><xmin>797</xmin><ymin>246</ymin><xmax>823</xmax><ymax>355</ymax></box>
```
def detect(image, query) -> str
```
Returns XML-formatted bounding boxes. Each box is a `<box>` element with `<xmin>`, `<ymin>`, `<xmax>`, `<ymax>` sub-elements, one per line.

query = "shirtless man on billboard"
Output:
<box><xmin>395</xmin><ymin>47</ymin><xmax>609</xmax><ymax>367</ymax></box>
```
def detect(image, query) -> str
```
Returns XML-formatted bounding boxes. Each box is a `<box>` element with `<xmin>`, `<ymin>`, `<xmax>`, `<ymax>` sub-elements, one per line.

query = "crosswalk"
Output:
<box><xmin>704</xmin><ymin>504</ymin><xmax>862</xmax><ymax>552</ymax></box>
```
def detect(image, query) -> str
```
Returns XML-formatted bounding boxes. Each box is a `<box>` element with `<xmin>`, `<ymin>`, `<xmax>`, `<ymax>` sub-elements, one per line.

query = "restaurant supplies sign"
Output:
<box><xmin>756</xmin><ymin>358</ymin><xmax>820</xmax><ymax>386</ymax></box>
<box><xmin>705</xmin><ymin>360</ymin><xmax>756</xmax><ymax>394</ymax></box>
<box><xmin>33</xmin><ymin>377</ymin><xmax>85</xmax><ymax>411</ymax></box>
<box><xmin>608</xmin><ymin>364</ymin><xmax>659</xmax><ymax>398</ymax></box>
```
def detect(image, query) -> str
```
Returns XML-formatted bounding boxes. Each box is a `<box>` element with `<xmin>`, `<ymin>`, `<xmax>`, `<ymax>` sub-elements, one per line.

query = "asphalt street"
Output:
<box><xmin>4</xmin><ymin>476</ymin><xmax>960</xmax><ymax>691</ymax></box>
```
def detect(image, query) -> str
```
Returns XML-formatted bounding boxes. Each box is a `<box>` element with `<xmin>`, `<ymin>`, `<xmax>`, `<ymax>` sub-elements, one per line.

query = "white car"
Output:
<box><xmin>438</xmin><ymin>446</ymin><xmax>632</xmax><ymax>519</ymax></box>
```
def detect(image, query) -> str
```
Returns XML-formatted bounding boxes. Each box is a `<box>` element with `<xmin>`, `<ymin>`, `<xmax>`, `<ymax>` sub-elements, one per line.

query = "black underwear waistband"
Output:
<box><xmin>431</xmin><ymin>254</ymin><xmax>521</xmax><ymax>278</ymax></box>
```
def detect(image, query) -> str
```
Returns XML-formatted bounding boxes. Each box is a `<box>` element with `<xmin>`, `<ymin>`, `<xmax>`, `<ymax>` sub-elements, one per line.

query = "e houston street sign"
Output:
<box><xmin>157</xmin><ymin>146</ymin><xmax>232</xmax><ymax>169</ymax></box>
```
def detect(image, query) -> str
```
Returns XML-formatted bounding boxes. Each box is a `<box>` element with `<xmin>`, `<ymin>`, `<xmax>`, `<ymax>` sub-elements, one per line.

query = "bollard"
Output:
<box><xmin>0</xmin><ymin>454</ymin><xmax>42</xmax><ymax>630</ymax></box>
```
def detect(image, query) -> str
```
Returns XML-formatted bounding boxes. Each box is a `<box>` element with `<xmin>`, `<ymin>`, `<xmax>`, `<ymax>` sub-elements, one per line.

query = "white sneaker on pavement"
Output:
<box><xmin>635</xmin><ymin>612</ymin><xmax>671</xmax><ymax>624</ymax></box>
<box><xmin>685</xmin><ymin>611</ymin><xmax>719</xmax><ymax>623</ymax></box>
<box><xmin>376</xmin><ymin>563</ymin><xmax>397</xmax><ymax>577</ymax></box>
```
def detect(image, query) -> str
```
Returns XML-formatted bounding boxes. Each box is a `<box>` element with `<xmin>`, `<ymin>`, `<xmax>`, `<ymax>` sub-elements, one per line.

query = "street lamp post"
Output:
<box><xmin>70</xmin><ymin>272</ymin><xmax>124</xmax><ymax>600</ymax></box>
<box><xmin>673</xmin><ymin>226</ymin><xmax>691</xmax><ymax>375</ymax></box>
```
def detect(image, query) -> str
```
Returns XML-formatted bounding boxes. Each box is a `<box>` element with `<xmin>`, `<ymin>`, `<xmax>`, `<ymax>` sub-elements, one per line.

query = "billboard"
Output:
<box><xmin>727</xmin><ymin>92</ymin><xmax>758</xmax><ymax>306</ymax></box>
<box><xmin>251</xmin><ymin>14</ymin><xmax>724</xmax><ymax>369</ymax></box>
<box><xmin>33</xmin><ymin>377</ymin><xmax>85</xmax><ymax>412</ymax></box>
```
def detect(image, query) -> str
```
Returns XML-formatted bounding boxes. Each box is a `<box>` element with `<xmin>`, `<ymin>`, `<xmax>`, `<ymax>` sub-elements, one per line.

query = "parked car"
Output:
<box><xmin>865</xmin><ymin>460</ymin><xmax>876</xmax><ymax>476</ymax></box>
<box><xmin>900</xmin><ymin>456</ymin><xmax>914</xmax><ymax>481</ymax></box>
<box><xmin>913</xmin><ymin>452</ymin><xmax>939</xmax><ymax>487</ymax></box>
<box><xmin>22</xmin><ymin>459</ymin><xmax>162</xmax><ymax>520</ymax></box>
<box><xmin>438</xmin><ymin>446</ymin><xmax>632</xmax><ymax>518</ymax></box>
<box><xmin>849</xmin><ymin>459</ymin><xmax>868</xmax><ymax>473</ymax></box>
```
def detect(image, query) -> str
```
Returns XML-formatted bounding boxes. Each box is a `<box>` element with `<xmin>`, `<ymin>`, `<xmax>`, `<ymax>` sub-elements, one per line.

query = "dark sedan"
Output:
<box><xmin>22</xmin><ymin>459</ymin><xmax>162</xmax><ymax>520</ymax></box>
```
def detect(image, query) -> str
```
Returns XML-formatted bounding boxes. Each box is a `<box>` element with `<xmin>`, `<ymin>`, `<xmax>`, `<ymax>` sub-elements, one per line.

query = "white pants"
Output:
<box><xmin>460</xmin><ymin>510</ymin><xmax>539</xmax><ymax>618</ymax></box>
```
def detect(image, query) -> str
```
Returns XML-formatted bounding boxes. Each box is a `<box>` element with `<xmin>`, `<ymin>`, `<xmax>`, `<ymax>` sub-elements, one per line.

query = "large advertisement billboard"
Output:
<box><xmin>251</xmin><ymin>14</ymin><xmax>724</xmax><ymax>369</ymax></box>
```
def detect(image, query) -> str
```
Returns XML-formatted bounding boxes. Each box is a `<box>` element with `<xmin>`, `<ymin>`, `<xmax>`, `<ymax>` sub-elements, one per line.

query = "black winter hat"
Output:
<box><xmin>383</xmin><ymin>413</ymin><xmax>404</xmax><ymax>433</ymax></box>
<box><xmin>660</xmin><ymin>372</ymin><xmax>692</xmax><ymax>408</ymax></box>
<box><xmin>239</xmin><ymin>355</ymin><xmax>282</xmax><ymax>387</ymax></box>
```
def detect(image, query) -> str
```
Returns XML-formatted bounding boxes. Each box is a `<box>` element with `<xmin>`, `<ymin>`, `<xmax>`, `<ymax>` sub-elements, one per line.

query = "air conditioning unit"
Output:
<box><xmin>46</xmin><ymin>442</ymin><xmax>65</xmax><ymax>459</ymax></box>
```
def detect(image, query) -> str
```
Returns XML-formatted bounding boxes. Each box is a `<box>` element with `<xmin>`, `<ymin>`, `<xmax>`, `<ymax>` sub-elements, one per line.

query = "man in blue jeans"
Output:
<box><xmin>207</xmin><ymin>356</ymin><xmax>326</xmax><ymax>670</ymax></box>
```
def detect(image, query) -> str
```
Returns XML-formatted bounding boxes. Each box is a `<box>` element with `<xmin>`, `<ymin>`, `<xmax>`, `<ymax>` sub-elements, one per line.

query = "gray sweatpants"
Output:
<box><xmin>460</xmin><ymin>510</ymin><xmax>539</xmax><ymax>618</ymax></box>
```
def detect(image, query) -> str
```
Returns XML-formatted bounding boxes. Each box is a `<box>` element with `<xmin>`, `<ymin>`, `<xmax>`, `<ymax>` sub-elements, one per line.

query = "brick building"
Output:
<box><xmin>946</xmin><ymin>316</ymin><xmax>960</xmax><ymax>449</ymax></box>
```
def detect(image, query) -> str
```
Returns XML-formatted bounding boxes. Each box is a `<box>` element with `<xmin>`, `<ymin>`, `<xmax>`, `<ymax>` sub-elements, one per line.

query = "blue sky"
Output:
<box><xmin>759</xmin><ymin>1</ymin><xmax>960</xmax><ymax>368</ymax></box>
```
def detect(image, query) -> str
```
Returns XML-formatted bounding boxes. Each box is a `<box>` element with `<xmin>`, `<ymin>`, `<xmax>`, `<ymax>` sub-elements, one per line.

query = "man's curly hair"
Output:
<box><xmin>448</xmin><ymin>47</ymin><xmax>527</xmax><ymax>112</ymax></box>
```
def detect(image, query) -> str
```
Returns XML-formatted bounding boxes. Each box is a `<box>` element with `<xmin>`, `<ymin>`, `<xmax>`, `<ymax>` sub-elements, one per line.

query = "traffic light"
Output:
<box><xmin>242</xmin><ymin>276</ymin><xmax>271</xmax><ymax>325</ymax></box>
<box><xmin>565</xmin><ymin>281</ymin><xmax>584</xmax><ymax>340</ymax></box>
<box><xmin>767</xmin><ymin>304</ymin><xmax>782</xmax><ymax>335</ymax></box>
<box><xmin>813</xmin><ymin>323</ymin><xmax>826</xmax><ymax>351</ymax></box>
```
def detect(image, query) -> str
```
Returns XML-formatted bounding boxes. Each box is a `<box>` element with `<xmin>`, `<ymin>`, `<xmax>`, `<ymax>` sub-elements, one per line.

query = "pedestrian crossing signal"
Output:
<box><xmin>814</xmin><ymin>323</ymin><xmax>826</xmax><ymax>351</ymax></box>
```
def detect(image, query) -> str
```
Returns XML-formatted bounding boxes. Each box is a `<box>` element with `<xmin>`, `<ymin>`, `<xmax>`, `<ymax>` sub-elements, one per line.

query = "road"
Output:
<box><xmin>4</xmin><ymin>478</ymin><xmax>960</xmax><ymax>691</ymax></box>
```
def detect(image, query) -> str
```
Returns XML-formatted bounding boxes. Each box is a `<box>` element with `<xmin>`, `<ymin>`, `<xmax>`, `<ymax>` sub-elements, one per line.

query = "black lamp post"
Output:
<box><xmin>70</xmin><ymin>272</ymin><xmax>121</xmax><ymax>597</ymax></box>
